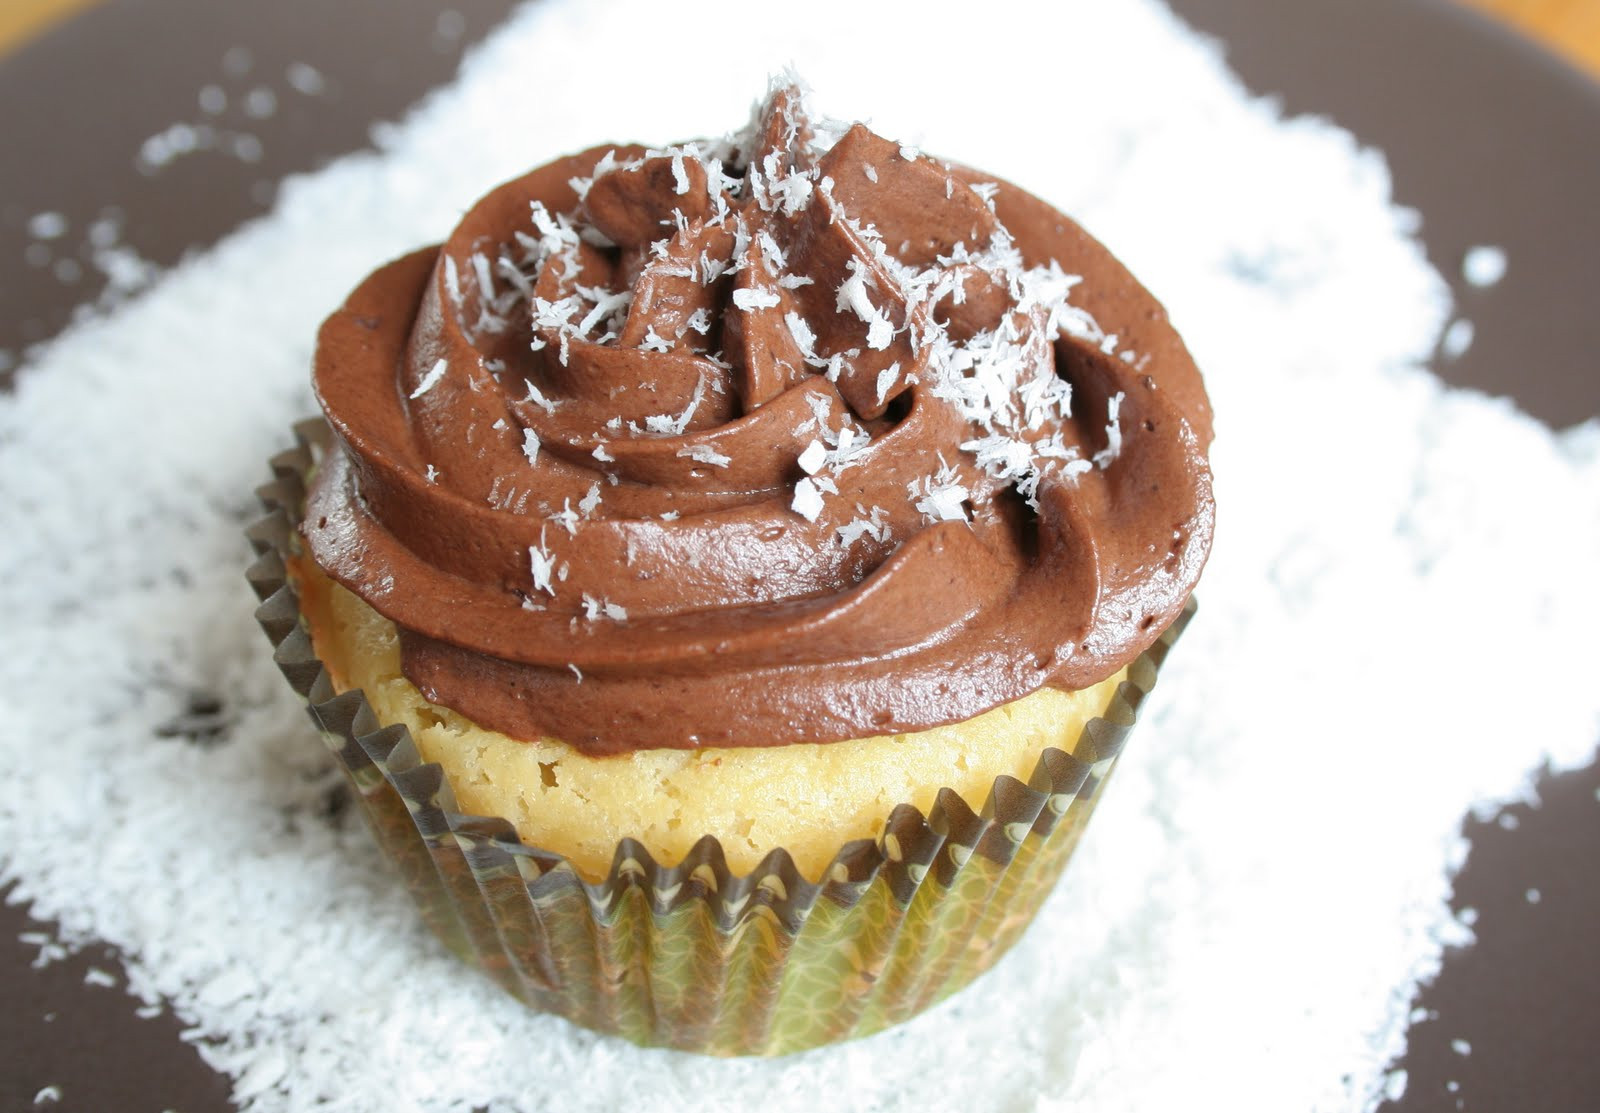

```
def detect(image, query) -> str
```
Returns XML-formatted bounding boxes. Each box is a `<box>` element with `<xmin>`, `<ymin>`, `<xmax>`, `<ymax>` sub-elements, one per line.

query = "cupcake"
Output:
<box><xmin>250</xmin><ymin>81</ymin><xmax>1213</xmax><ymax>1055</ymax></box>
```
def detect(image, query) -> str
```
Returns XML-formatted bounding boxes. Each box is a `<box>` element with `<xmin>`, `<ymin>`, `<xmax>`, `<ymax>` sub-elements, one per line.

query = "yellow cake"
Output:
<box><xmin>296</xmin><ymin>556</ymin><xmax>1126</xmax><ymax>881</ymax></box>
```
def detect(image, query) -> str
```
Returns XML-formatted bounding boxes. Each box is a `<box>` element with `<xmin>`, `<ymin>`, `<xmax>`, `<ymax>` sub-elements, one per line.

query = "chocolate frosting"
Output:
<box><xmin>303</xmin><ymin>85</ymin><xmax>1214</xmax><ymax>755</ymax></box>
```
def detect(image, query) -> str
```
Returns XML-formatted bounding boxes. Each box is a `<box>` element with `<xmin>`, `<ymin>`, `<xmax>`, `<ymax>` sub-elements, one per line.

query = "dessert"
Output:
<box><xmin>253</xmin><ymin>80</ymin><xmax>1213</xmax><ymax>1053</ymax></box>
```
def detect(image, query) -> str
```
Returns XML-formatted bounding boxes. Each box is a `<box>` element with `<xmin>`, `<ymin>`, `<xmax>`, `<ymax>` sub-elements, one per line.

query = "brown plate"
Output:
<box><xmin>2</xmin><ymin>1</ymin><xmax>1596</xmax><ymax>1110</ymax></box>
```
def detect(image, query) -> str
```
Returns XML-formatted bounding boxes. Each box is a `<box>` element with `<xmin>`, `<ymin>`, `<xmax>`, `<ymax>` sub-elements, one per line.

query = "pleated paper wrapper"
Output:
<box><xmin>247</xmin><ymin>419</ymin><xmax>1194</xmax><ymax>1056</ymax></box>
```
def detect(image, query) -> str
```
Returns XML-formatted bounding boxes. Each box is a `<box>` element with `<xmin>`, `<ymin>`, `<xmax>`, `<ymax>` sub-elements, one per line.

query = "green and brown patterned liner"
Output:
<box><xmin>248</xmin><ymin>419</ymin><xmax>1193</xmax><ymax>1057</ymax></box>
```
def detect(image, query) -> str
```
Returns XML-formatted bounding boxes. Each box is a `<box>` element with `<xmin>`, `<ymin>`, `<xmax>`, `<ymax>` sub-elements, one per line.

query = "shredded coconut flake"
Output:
<box><xmin>581</xmin><ymin>594</ymin><xmax>627</xmax><ymax>621</ymax></box>
<box><xmin>731</xmin><ymin>286</ymin><xmax>780</xmax><ymax>311</ymax></box>
<box><xmin>640</xmin><ymin>325</ymin><xmax>672</xmax><ymax>353</ymax></box>
<box><xmin>677</xmin><ymin>444</ymin><xmax>732</xmax><ymax>468</ymax></box>
<box><xmin>910</xmin><ymin>477</ymin><xmax>970</xmax><ymax>523</ymax></box>
<box><xmin>797</xmin><ymin>439</ymin><xmax>828</xmax><ymax>475</ymax></box>
<box><xmin>874</xmin><ymin>363</ymin><xmax>899</xmax><ymax>404</ymax></box>
<box><xmin>1462</xmin><ymin>245</ymin><xmax>1507</xmax><ymax>288</ymax></box>
<box><xmin>408</xmin><ymin>358</ymin><xmax>448</xmax><ymax>399</ymax></box>
<box><xmin>790</xmin><ymin>477</ymin><xmax>826</xmax><ymax>522</ymax></box>
<box><xmin>1441</xmin><ymin>317</ymin><xmax>1475</xmax><ymax>360</ymax></box>
<box><xmin>1093</xmin><ymin>391</ymin><xmax>1126</xmax><ymax>469</ymax></box>
<box><xmin>528</xmin><ymin>533</ymin><xmax>557</xmax><ymax>597</ymax></box>
<box><xmin>836</xmin><ymin>504</ymin><xmax>888</xmax><ymax>546</ymax></box>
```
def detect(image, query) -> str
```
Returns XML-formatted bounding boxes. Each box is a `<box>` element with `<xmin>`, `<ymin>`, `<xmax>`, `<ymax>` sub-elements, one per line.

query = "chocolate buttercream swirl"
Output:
<box><xmin>305</xmin><ymin>85</ymin><xmax>1214</xmax><ymax>755</ymax></box>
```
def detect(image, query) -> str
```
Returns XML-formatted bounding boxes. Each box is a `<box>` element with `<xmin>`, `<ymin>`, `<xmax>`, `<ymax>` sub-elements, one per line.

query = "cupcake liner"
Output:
<box><xmin>248</xmin><ymin>419</ymin><xmax>1193</xmax><ymax>1056</ymax></box>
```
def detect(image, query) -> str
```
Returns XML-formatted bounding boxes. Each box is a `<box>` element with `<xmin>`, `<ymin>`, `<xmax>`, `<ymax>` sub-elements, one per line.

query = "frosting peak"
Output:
<box><xmin>305</xmin><ymin>84</ymin><xmax>1215</xmax><ymax>754</ymax></box>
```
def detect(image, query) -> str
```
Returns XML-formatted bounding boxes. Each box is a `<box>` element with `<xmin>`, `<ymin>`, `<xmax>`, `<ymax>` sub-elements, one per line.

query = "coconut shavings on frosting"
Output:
<box><xmin>318</xmin><ymin>74</ymin><xmax>1197</xmax><ymax>680</ymax></box>
<box><xmin>303</xmin><ymin>72</ymin><xmax>1215</xmax><ymax>752</ymax></box>
<box><xmin>2</xmin><ymin>1</ymin><xmax>1599</xmax><ymax>1112</ymax></box>
<box><xmin>407</xmin><ymin>357</ymin><xmax>448</xmax><ymax>399</ymax></box>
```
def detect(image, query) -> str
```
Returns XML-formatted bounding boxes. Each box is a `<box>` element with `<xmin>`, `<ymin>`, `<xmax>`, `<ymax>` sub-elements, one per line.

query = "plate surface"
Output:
<box><xmin>1</xmin><ymin>1</ymin><xmax>1595</xmax><ymax>1110</ymax></box>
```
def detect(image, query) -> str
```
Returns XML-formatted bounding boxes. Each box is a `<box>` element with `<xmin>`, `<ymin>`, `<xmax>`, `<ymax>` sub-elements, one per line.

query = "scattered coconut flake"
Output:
<box><xmin>731</xmin><ymin>286</ymin><xmax>780</xmax><ymax>311</ymax></box>
<box><xmin>1462</xmin><ymin>245</ymin><xmax>1507</xmax><ymax>288</ymax></box>
<box><xmin>83</xmin><ymin>965</ymin><xmax>117</xmax><ymax>988</ymax></box>
<box><xmin>28</xmin><ymin>212</ymin><xmax>68</xmax><ymax>240</ymax></box>
<box><xmin>567</xmin><ymin>662</ymin><xmax>583</xmax><ymax>682</ymax></box>
<box><xmin>578</xmin><ymin>482</ymin><xmax>603</xmax><ymax>515</ymax></box>
<box><xmin>549</xmin><ymin>498</ymin><xmax>580</xmax><ymax>536</ymax></box>
<box><xmin>835</xmin><ymin>257</ymin><xmax>879</xmax><ymax>324</ymax></box>
<box><xmin>836</xmin><ymin>504</ymin><xmax>888</xmax><ymax>546</ymax></box>
<box><xmin>677</xmin><ymin>444</ymin><xmax>732</xmax><ymax>468</ymax></box>
<box><xmin>1451</xmin><ymin>1039</ymin><xmax>1472</xmax><ymax>1056</ymax></box>
<box><xmin>244</xmin><ymin>87</ymin><xmax>277</xmax><ymax>120</ymax></box>
<box><xmin>757</xmin><ymin>230</ymin><xmax>787</xmax><ymax>272</ymax></box>
<box><xmin>442</xmin><ymin>256</ymin><xmax>463</xmax><ymax>309</ymax></box>
<box><xmin>790</xmin><ymin>477</ymin><xmax>826</xmax><ymax>522</ymax></box>
<box><xmin>874</xmin><ymin>362</ymin><xmax>900</xmax><ymax>404</ymax></box>
<box><xmin>408</xmin><ymin>358</ymin><xmax>448</xmax><ymax>399</ymax></box>
<box><xmin>1383</xmin><ymin>1070</ymin><xmax>1408</xmax><ymax>1103</ymax></box>
<box><xmin>797</xmin><ymin>439</ymin><xmax>828</xmax><ymax>474</ymax></box>
<box><xmin>285</xmin><ymin>62</ymin><xmax>326</xmax><ymax>96</ymax></box>
<box><xmin>865</xmin><ymin>314</ymin><xmax>895</xmax><ymax>351</ymax></box>
<box><xmin>581</xmin><ymin>594</ymin><xmax>628</xmax><ymax>622</ymax></box>
<box><xmin>522</xmin><ymin>377</ymin><xmax>560</xmax><ymax>414</ymax></box>
<box><xmin>32</xmin><ymin>1086</ymin><xmax>62</xmax><ymax>1106</ymax></box>
<box><xmin>910</xmin><ymin>477</ymin><xmax>970</xmax><ymax>523</ymax></box>
<box><xmin>1525</xmin><ymin>888</ymin><xmax>1541</xmax><ymax>904</ymax></box>
<box><xmin>520</xmin><ymin>427</ymin><xmax>540</xmax><ymax>466</ymax></box>
<box><xmin>784</xmin><ymin>311</ymin><xmax>825</xmax><ymax>367</ymax></box>
<box><xmin>1441</xmin><ymin>318</ymin><xmax>1475</xmax><ymax>360</ymax></box>
<box><xmin>528</xmin><ymin>535</ymin><xmax>557</xmax><ymax>596</ymax></box>
<box><xmin>1094</xmin><ymin>391</ymin><xmax>1126</xmax><ymax>468</ymax></box>
<box><xmin>422</xmin><ymin>464</ymin><xmax>440</xmax><ymax>484</ymax></box>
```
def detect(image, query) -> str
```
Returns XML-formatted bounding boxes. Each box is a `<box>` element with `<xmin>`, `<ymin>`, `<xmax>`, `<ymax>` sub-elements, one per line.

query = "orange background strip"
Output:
<box><xmin>0</xmin><ymin>0</ymin><xmax>101</xmax><ymax>54</ymax></box>
<box><xmin>1461</xmin><ymin>0</ymin><xmax>1600</xmax><ymax>76</ymax></box>
<box><xmin>0</xmin><ymin>2</ymin><xmax>1595</xmax><ymax>79</ymax></box>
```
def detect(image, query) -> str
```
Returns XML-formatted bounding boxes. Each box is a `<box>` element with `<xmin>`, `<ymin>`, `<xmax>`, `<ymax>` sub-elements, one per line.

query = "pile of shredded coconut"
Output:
<box><xmin>2</xmin><ymin>0</ymin><xmax>1597</xmax><ymax>1110</ymax></box>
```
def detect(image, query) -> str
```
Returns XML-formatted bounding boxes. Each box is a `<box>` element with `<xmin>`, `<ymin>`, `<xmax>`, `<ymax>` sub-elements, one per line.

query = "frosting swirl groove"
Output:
<box><xmin>305</xmin><ymin>85</ymin><xmax>1215</xmax><ymax>755</ymax></box>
